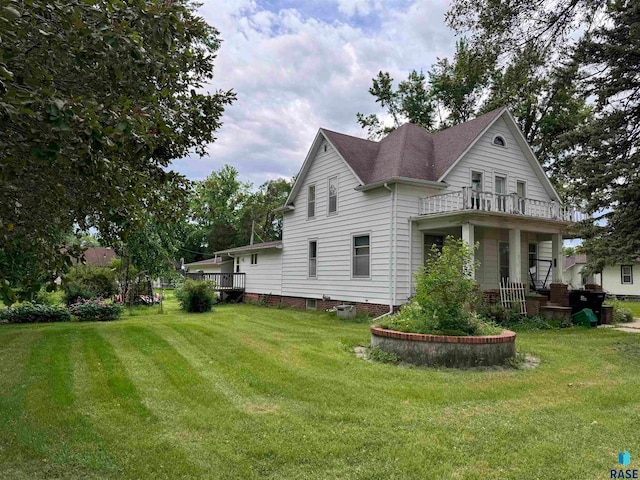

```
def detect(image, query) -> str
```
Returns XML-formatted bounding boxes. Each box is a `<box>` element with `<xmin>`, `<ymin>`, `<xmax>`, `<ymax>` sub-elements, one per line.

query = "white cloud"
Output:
<box><xmin>173</xmin><ymin>1</ymin><xmax>457</xmax><ymax>185</ymax></box>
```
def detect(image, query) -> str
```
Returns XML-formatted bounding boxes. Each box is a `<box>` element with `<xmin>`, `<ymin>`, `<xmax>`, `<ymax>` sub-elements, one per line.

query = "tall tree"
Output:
<box><xmin>429</xmin><ymin>39</ymin><xmax>492</xmax><ymax>127</ymax></box>
<box><xmin>356</xmin><ymin>70</ymin><xmax>435</xmax><ymax>139</ymax></box>
<box><xmin>0</xmin><ymin>0</ymin><xmax>235</xmax><ymax>304</ymax></box>
<box><xmin>239</xmin><ymin>178</ymin><xmax>293</xmax><ymax>244</ymax></box>
<box><xmin>189</xmin><ymin>165</ymin><xmax>251</xmax><ymax>254</ymax></box>
<box><xmin>567</xmin><ymin>1</ymin><xmax>640</xmax><ymax>270</ymax></box>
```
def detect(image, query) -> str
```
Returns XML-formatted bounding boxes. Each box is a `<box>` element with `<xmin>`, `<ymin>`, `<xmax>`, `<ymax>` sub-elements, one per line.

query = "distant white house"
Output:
<box><xmin>214</xmin><ymin>107</ymin><xmax>586</xmax><ymax>314</ymax></box>
<box><xmin>601</xmin><ymin>261</ymin><xmax>640</xmax><ymax>298</ymax></box>
<box><xmin>563</xmin><ymin>254</ymin><xmax>639</xmax><ymax>298</ymax></box>
<box><xmin>563</xmin><ymin>255</ymin><xmax>601</xmax><ymax>290</ymax></box>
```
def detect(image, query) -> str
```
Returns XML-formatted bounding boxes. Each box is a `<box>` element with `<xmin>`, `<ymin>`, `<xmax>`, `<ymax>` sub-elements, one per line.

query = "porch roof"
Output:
<box><xmin>410</xmin><ymin>210</ymin><xmax>580</xmax><ymax>237</ymax></box>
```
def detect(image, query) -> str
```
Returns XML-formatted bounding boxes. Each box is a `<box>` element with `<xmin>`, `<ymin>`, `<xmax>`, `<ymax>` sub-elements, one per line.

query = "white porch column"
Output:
<box><xmin>508</xmin><ymin>229</ymin><xmax>521</xmax><ymax>283</ymax></box>
<box><xmin>551</xmin><ymin>233</ymin><xmax>564</xmax><ymax>283</ymax></box>
<box><xmin>462</xmin><ymin>223</ymin><xmax>475</xmax><ymax>279</ymax></box>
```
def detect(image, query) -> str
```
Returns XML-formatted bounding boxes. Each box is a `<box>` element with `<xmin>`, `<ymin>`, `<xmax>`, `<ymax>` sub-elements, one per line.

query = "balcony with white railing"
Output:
<box><xmin>419</xmin><ymin>187</ymin><xmax>587</xmax><ymax>222</ymax></box>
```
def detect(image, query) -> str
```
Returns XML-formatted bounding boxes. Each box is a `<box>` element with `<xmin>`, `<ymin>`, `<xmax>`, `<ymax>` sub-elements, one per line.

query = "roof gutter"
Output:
<box><xmin>274</xmin><ymin>205</ymin><xmax>295</xmax><ymax>213</ymax></box>
<box><xmin>355</xmin><ymin>177</ymin><xmax>448</xmax><ymax>192</ymax></box>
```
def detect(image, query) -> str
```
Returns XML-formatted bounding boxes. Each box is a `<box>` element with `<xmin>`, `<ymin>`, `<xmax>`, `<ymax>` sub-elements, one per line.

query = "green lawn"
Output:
<box><xmin>1</xmin><ymin>298</ymin><xmax>639</xmax><ymax>479</ymax></box>
<box><xmin>622</xmin><ymin>301</ymin><xmax>640</xmax><ymax>319</ymax></box>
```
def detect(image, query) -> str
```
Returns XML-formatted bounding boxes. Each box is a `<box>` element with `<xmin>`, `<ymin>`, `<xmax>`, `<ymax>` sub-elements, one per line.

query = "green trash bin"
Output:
<box><xmin>572</xmin><ymin>308</ymin><xmax>598</xmax><ymax>328</ymax></box>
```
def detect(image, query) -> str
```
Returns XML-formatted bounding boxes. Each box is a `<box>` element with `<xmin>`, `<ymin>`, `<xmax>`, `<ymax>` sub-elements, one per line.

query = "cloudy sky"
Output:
<box><xmin>171</xmin><ymin>0</ymin><xmax>458</xmax><ymax>186</ymax></box>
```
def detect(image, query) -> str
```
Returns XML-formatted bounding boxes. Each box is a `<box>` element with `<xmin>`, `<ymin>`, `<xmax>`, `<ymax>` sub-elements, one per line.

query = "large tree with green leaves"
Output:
<box><xmin>182</xmin><ymin>166</ymin><xmax>292</xmax><ymax>262</ymax></box>
<box><xmin>565</xmin><ymin>1</ymin><xmax>640</xmax><ymax>269</ymax></box>
<box><xmin>0</xmin><ymin>0</ymin><xmax>235</xmax><ymax>303</ymax></box>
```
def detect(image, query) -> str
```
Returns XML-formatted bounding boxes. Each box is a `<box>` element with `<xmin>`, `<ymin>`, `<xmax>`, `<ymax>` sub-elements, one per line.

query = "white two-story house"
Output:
<box><xmin>214</xmin><ymin>107</ymin><xmax>584</xmax><ymax>315</ymax></box>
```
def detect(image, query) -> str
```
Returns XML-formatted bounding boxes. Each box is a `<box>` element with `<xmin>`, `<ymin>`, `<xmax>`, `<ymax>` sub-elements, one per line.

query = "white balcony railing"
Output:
<box><xmin>419</xmin><ymin>188</ymin><xmax>587</xmax><ymax>222</ymax></box>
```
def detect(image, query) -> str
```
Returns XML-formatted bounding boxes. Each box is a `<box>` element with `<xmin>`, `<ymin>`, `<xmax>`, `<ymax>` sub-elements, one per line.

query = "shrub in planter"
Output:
<box><xmin>63</xmin><ymin>265</ymin><xmax>117</xmax><ymax>305</ymax></box>
<box><xmin>0</xmin><ymin>302</ymin><xmax>71</xmax><ymax>324</ymax></box>
<box><xmin>174</xmin><ymin>279</ymin><xmax>217</xmax><ymax>313</ymax></box>
<box><xmin>413</xmin><ymin>237</ymin><xmax>480</xmax><ymax>335</ymax></box>
<box><xmin>70</xmin><ymin>299</ymin><xmax>124</xmax><ymax>322</ymax></box>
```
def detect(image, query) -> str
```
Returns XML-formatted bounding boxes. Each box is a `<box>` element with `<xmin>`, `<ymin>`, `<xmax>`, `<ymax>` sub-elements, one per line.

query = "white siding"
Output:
<box><xmin>442</xmin><ymin>118</ymin><xmax>554</xmax><ymax>203</ymax></box>
<box><xmin>237</xmin><ymin>250</ymin><xmax>282</xmax><ymax>295</ymax></box>
<box><xmin>395</xmin><ymin>184</ymin><xmax>443</xmax><ymax>302</ymax></box>
<box><xmin>602</xmin><ymin>264</ymin><xmax>640</xmax><ymax>297</ymax></box>
<box><xmin>282</xmin><ymin>141</ymin><xmax>393</xmax><ymax>305</ymax></box>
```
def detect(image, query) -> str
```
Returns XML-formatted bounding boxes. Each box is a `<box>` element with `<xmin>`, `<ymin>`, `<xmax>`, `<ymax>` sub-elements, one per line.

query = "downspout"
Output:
<box><xmin>408</xmin><ymin>217</ymin><xmax>412</xmax><ymax>297</ymax></box>
<box><xmin>374</xmin><ymin>183</ymin><xmax>395</xmax><ymax>321</ymax></box>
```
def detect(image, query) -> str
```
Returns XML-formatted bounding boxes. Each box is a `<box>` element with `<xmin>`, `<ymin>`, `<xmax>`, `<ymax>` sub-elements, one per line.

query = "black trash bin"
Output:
<box><xmin>569</xmin><ymin>290</ymin><xmax>607</xmax><ymax>325</ymax></box>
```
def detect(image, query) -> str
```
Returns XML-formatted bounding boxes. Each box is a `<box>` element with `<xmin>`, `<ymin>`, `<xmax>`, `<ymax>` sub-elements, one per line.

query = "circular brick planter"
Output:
<box><xmin>370</xmin><ymin>326</ymin><xmax>516</xmax><ymax>368</ymax></box>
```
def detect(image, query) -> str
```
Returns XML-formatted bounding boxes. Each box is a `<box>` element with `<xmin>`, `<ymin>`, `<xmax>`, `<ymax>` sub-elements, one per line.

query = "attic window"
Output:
<box><xmin>323</xmin><ymin>144</ymin><xmax>327</xmax><ymax>152</ymax></box>
<box><xmin>493</xmin><ymin>136</ymin><xmax>506</xmax><ymax>147</ymax></box>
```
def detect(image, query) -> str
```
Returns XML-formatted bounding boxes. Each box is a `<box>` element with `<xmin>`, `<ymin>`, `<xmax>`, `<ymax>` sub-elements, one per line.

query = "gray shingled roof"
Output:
<box><xmin>321</xmin><ymin>107</ymin><xmax>506</xmax><ymax>185</ymax></box>
<box><xmin>215</xmin><ymin>240</ymin><xmax>283</xmax><ymax>255</ymax></box>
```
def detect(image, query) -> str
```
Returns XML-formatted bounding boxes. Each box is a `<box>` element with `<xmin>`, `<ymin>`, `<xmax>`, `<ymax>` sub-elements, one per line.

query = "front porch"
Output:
<box><xmin>410</xmin><ymin>213</ymin><xmax>573</xmax><ymax>294</ymax></box>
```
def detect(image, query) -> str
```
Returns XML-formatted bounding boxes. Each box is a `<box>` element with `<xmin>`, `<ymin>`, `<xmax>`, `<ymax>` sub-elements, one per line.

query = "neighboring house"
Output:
<box><xmin>563</xmin><ymin>254</ymin><xmax>600</xmax><ymax>290</ymax></box>
<box><xmin>601</xmin><ymin>260</ymin><xmax>640</xmax><ymax>298</ymax></box>
<box><xmin>563</xmin><ymin>254</ymin><xmax>639</xmax><ymax>298</ymax></box>
<box><xmin>216</xmin><ymin>107</ymin><xmax>584</xmax><ymax>314</ymax></box>
<box><xmin>82</xmin><ymin>247</ymin><xmax>117</xmax><ymax>267</ymax></box>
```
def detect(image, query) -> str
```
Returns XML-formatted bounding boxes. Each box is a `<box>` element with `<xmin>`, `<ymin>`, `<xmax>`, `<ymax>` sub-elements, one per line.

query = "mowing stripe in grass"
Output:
<box><xmin>13</xmin><ymin>328</ymin><xmax>121</xmax><ymax>475</ymax></box>
<box><xmin>79</xmin><ymin>328</ymin><xmax>154</xmax><ymax>420</ymax></box>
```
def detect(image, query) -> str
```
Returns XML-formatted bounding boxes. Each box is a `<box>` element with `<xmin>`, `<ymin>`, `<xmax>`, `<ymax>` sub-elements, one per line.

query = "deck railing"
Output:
<box><xmin>420</xmin><ymin>188</ymin><xmax>586</xmax><ymax>222</ymax></box>
<box><xmin>185</xmin><ymin>272</ymin><xmax>246</xmax><ymax>290</ymax></box>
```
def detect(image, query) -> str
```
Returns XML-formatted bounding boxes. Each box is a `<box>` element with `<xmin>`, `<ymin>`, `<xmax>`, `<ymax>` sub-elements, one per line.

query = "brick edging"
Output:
<box><xmin>370</xmin><ymin>326</ymin><xmax>516</xmax><ymax>344</ymax></box>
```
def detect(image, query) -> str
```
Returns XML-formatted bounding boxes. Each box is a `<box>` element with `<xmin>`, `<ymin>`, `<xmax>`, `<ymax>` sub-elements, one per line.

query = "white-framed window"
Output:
<box><xmin>307</xmin><ymin>184</ymin><xmax>316</xmax><ymax>219</ymax></box>
<box><xmin>621</xmin><ymin>265</ymin><xmax>633</xmax><ymax>285</ymax></box>
<box><xmin>471</xmin><ymin>171</ymin><xmax>483</xmax><ymax>192</ymax></box>
<box><xmin>516</xmin><ymin>180</ymin><xmax>527</xmax><ymax>213</ymax></box>
<box><xmin>352</xmin><ymin>234</ymin><xmax>370</xmax><ymax>278</ymax></box>
<box><xmin>495</xmin><ymin>175</ymin><xmax>507</xmax><ymax>211</ymax></box>
<box><xmin>235</xmin><ymin>257</ymin><xmax>240</xmax><ymax>273</ymax></box>
<box><xmin>328</xmin><ymin>176</ymin><xmax>338</xmax><ymax>215</ymax></box>
<box><xmin>493</xmin><ymin>136</ymin><xmax>506</xmax><ymax>147</ymax></box>
<box><xmin>471</xmin><ymin>171</ymin><xmax>483</xmax><ymax>209</ymax></box>
<box><xmin>308</xmin><ymin>240</ymin><xmax>317</xmax><ymax>278</ymax></box>
<box><xmin>250</xmin><ymin>253</ymin><xmax>258</xmax><ymax>265</ymax></box>
<box><xmin>306</xmin><ymin>298</ymin><xmax>317</xmax><ymax>310</ymax></box>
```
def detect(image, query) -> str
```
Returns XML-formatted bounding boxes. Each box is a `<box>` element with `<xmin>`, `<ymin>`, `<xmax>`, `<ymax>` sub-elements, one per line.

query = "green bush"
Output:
<box><xmin>414</xmin><ymin>237</ymin><xmax>480</xmax><ymax>335</ymax></box>
<box><xmin>69</xmin><ymin>299</ymin><xmax>124</xmax><ymax>322</ymax></box>
<box><xmin>605</xmin><ymin>300</ymin><xmax>634</xmax><ymax>323</ymax></box>
<box><xmin>477</xmin><ymin>302</ymin><xmax>565</xmax><ymax>331</ymax></box>
<box><xmin>379</xmin><ymin>238</ymin><xmax>497</xmax><ymax>336</ymax></box>
<box><xmin>174</xmin><ymin>279</ymin><xmax>217</xmax><ymax>313</ymax></box>
<box><xmin>32</xmin><ymin>288</ymin><xmax>62</xmax><ymax>306</ymax></box>
<box><xmin>0</xmin><ymin>302</ymin><xmax>71</xmax><ymax>324</ymax></box>
<box><xmin>63</xmin><ymin>265</ymin><xmax>117</xmax><ymax>305</ymax></box>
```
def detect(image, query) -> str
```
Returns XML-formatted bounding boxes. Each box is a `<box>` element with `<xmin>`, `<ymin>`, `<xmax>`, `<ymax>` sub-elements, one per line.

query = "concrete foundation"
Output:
<box><xmin>371</xmin><ymin>327</ymin><xmax>516</xmax><ymax>368</ymax></box>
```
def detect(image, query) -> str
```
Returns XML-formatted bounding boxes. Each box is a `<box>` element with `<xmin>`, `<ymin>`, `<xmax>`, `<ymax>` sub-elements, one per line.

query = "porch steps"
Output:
<box><xmin>540</xmin><ymin>303</ymin><xmax>572</xmax><ymax>324</ymax></box>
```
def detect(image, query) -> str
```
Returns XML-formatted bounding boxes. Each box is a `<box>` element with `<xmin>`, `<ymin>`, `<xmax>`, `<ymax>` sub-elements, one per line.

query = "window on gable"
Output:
<box><xmin>251</xmin><ymin>254</ymin><xmax>258</xmax><ymax>265</ymax></box>
<box><xmin>493</xmin><ymin>136</ymin><xmax>506</xmax><ymax>146</ymax></box>
<box><xmin>307</xmin><ymin>185</ymin><xmax>315</xmax><ymax>218</ymax></box>
<box><xmin>353</xmin><ymin>235</ymin><xmax>370</xmax><ymax>278</ymax></box>
<box><xmin>621</xmin><ymin>265</ymin><xmax>633</xmax><ymax>284</ymax></box>
<box><xmin>309</xmin><ymin>240</ymin><xmax>317</xmax><ymax>277</ymax></box>
<box><xmin>328</xmin><ymin>176</ymin><xmax>338</xmax><ymax>214</ymax></box>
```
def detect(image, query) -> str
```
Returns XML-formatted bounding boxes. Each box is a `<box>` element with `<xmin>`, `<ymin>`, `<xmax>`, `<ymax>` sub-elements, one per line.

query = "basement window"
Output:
<box><xmin>306</xmin><ymin>298</ymin><xmax>317</xmax><ymax>310</ymax></box>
